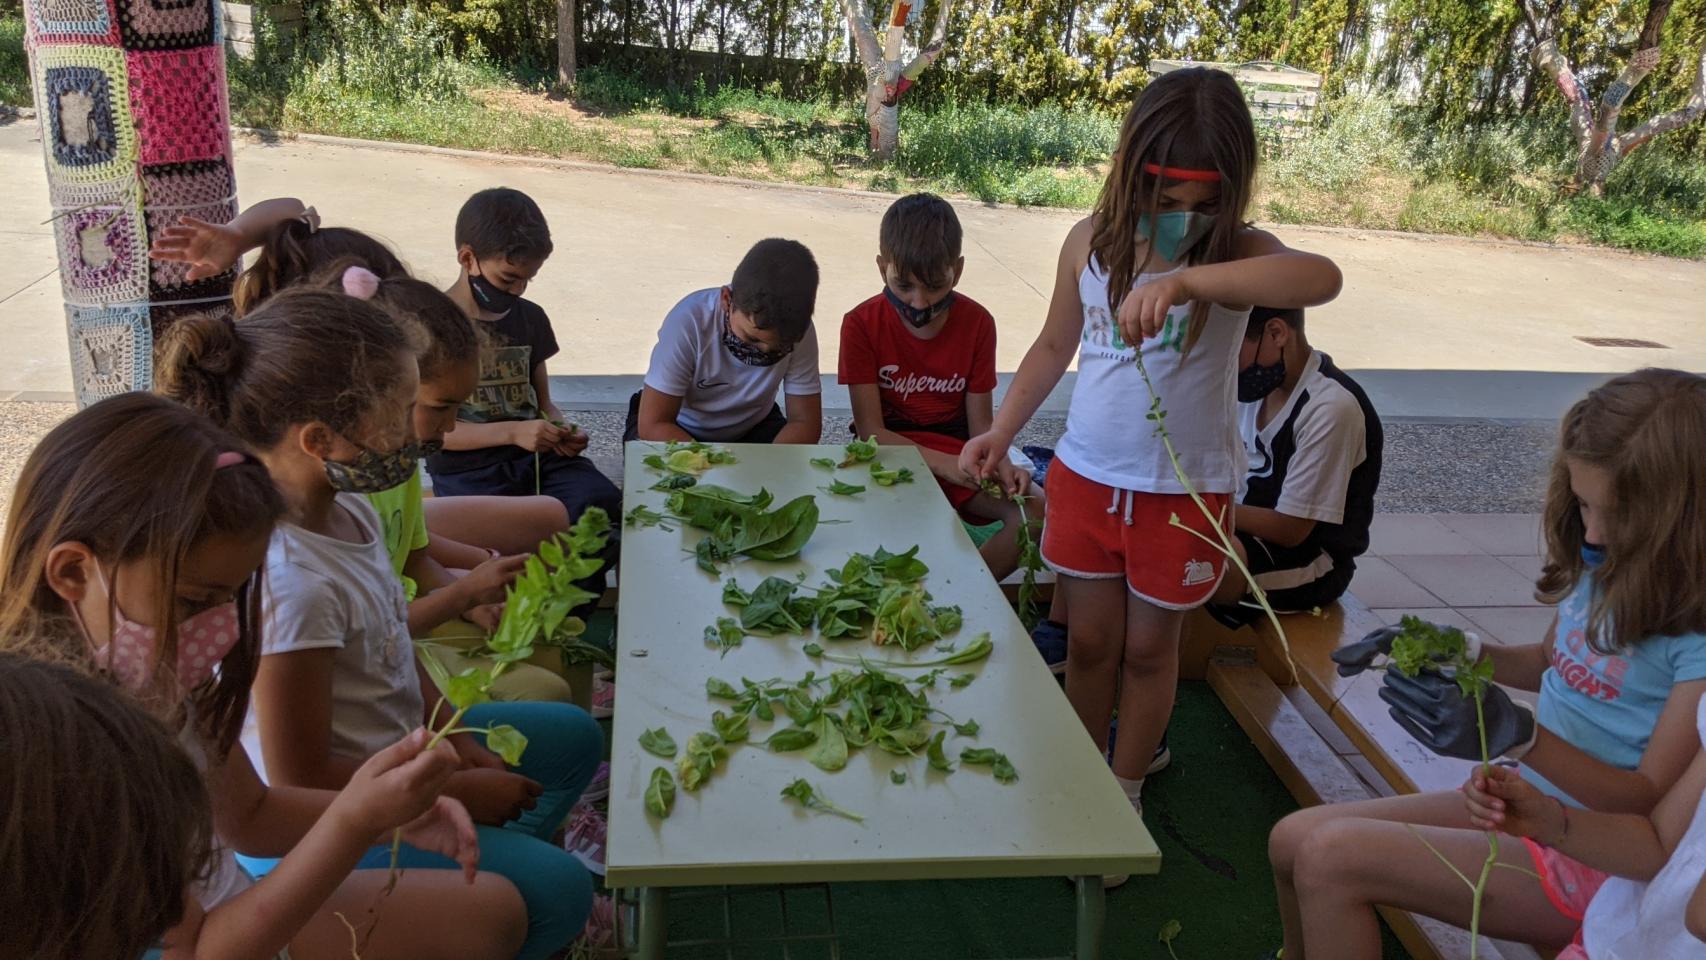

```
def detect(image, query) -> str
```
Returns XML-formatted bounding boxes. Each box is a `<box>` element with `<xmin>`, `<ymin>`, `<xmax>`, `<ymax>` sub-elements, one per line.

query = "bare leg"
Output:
<box><xmin>292</xmin><ymin>869</ymin><xmax>527</xmax><ymax>960</ymax></box>
<box><xmin>423</xmin><ymin>495</ymin><xmax>569</xmax><ymax>557</ymax></box>
<box><xmin>1296</xmin><ymin>815</ymin><xmax>1578</xmax><ymax>959</ymax></box>
<box><xmin>1107</xmin><ymin>597</ymin><xmax>1184</xmax><ymax>781</ymax></box>
<box><xmin>1061</xmin><ymin>575</ymin><xmax>1128</xmax><ymax>753</ymax></box>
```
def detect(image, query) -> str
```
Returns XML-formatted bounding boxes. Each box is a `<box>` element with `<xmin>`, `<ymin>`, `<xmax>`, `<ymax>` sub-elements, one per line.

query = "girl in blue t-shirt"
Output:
<box><xmin>1267</xmin><ymin>368</ymin><xmax>1706</xmax><ymax>959</ymax></box>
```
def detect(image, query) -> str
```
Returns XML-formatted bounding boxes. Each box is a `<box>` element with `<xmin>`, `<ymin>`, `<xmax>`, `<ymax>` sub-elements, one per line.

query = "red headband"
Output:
<box><xmin>1143</xmin><ymin>162</ymin><xmax>1221</xmax><ymax>182</ymax></box>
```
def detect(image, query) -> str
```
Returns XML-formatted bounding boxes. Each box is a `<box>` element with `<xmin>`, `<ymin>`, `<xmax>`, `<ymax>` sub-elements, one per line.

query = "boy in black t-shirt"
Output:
<box><xmin>426</xmin><ymin>188</ymin><xmax>622</xmax><ymax>559</ymax></box>
<box><xmin>1209</xmin><ymin>306</ymin><xmax>1383</xmax><ymax>623</ymax></box>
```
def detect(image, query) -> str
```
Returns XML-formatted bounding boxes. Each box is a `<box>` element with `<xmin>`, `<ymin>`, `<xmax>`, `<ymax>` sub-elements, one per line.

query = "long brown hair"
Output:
<box><xmin>157</xmin><ymin>286</ymin><xmax>419</xmax><ymax>449</ymax></box>
<box><xmin>1090</xmin><ymin>67</ymin><xmax>1257</xmax><ymax>354</ymax></box>
<box><xmin>0</xmin><ymin>394</ymin><xmax>283</xmax><ymax>753</ymax></box>
<box><xmin>0</xmin><ymin>651</ymin><xmax>214</xmax><ymax>960</ymax></box>
<box><xmin>1538</xmin><ymin>368</ymin><xmax>1706</xmax><ymax>653</ymax></box>
<box><xmin>319</xmin><ymin>258</ymin><xmax>480</xmax><ymax>382</ymax></box>
<box><xmin>233</xmin><ymin>219</ymin><xmax>407</xmax><ymax>316</ymax></box>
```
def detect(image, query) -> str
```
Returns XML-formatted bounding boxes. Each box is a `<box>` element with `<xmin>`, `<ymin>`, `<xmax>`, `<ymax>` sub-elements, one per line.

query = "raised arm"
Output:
<box><xmin>149</xmin><ymin>198</ymin><xmax>311</xmax><ymax>281</ymax></box>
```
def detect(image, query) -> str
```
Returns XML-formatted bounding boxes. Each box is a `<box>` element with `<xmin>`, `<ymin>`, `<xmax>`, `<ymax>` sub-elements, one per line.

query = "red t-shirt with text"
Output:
<box><xmin>837</xmin><ymin>292</ymin><xmax>998</xmax><ymax>431</ymax></box>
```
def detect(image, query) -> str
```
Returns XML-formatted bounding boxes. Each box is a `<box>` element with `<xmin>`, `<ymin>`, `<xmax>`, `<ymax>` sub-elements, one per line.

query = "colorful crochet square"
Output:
<box><xmin>34</xmin><ymin>45</ymin><xmax>137</xmax><ymax>184</ymax></box>
<box><xmin>143</xmin><ymin>158</ymin><xmax>238</xmax><ymax>300</ymax></box>
<box><xmin>126</xmin><ymin>45</ymin><xmax>230</xmax><ymax>166</ymax></box>
<box><xmin>54</xmin><ymin>197</ymin><xmax>150</xmax><ymax>306</ymax></box>
<box><xmin>23</xmin><ymin>0</ymin><xmax>122</xmax><ymax>46</ymax></box>
<box><xmin>66</xmin><ymin>303</ymin><xmax>153</xmax><ymax>405</ymax></box>
<box><xmin>113</xmin><ymin>0</ymin><xmax>214</xmax><ymax>50</ymax></box>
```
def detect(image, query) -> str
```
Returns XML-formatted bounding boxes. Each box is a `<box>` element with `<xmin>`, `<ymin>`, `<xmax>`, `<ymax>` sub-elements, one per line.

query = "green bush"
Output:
<box><xmin>1267</xmin><ymin>96</ymin><xmax>1412</xmax><ymax>193</ymax></box>
<box><xmin>896</xmin><ymin>103</ymin><xmax>1117</xmax><ymax>186</ymax></box>
<box><xmin>1</xmin><ymin>15</ymin><xmax>27</xmax><ymax>108</ymax></box>
<box><xmin>294</xmin><ymin>4</ymin><xmax>477</xmax><ymax>105</ymax></box>
<box><xmin>1565</xmin><ymin>196</ymin><xmax>1706</xmax><ymax>259</ymax></box>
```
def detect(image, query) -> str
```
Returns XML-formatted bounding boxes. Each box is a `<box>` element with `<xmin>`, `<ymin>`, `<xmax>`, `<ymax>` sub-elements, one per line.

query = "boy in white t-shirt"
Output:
<box><xmin>625</xmin><ymin>238</ymin><xmax>823</xmax><ymax>444</ymax></box>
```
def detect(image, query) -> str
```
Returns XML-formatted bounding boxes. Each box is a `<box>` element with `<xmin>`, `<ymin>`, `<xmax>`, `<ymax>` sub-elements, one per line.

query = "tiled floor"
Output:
<box><xmin>1353</xmin><ymin>513</ymin><xmax>1556</xmax><ymax>647</ymax></box>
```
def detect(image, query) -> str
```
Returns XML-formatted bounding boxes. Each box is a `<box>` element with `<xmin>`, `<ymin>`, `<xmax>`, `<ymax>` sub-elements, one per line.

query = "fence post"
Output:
<box><xmin>21</xmin><ymin>0</ymin><xmax>239</xmax><ymax>408</ymax></box>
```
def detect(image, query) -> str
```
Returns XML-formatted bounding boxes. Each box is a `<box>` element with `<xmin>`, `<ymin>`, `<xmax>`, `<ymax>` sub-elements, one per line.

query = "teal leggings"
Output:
<box><xmin>239</xmin><ymin>701</ymin><xmax>602</xmax><ymax>960</ymax></box>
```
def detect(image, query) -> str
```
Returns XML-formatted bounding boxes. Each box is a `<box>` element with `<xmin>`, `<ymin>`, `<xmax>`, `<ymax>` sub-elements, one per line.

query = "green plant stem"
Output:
<box><xmin>1468</xmin><ymin>689</ymin><xmax>1497</xmax><ymax>960</ymax></box>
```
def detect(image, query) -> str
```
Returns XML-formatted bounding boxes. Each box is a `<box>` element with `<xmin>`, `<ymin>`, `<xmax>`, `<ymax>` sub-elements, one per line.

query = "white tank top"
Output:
<box><xmin>178</xmin><ymin>719</ymin><xmax>253</xmax><ymax>911</ymax></box>
<box><xmin>1054</xmin><ymin>258</ymin><xmax>1250</xmax><ymax>495</ymax></box>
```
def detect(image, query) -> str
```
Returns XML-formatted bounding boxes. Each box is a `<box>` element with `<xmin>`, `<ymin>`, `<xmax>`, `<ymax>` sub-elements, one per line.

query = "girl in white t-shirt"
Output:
<box><xmin>0</xmin><ymin>392</ymin><xmax>519</xmax><ymax>960</ymax></box>
<box><xmin>156</xmin><ymin>282</ymin><xmax>603</xmax><ymax>960</ymax></box>
<box><xmin>959</xmin><ymin>67</ymin><xmax>1342</xmax><ymax>833</ymax></box>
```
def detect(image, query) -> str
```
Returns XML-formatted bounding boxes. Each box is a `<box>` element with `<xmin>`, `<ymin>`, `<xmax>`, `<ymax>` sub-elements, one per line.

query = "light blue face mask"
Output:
<box><xmin>1137</xmin><ymin>211</ymin><xmax>1215</xmax><ymax>263</ymax></box>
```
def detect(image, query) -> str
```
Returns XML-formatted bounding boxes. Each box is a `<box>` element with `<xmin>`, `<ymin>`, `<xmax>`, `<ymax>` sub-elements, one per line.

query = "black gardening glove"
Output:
<box><xmin>1330</xmin><ymin>625</ymin><xmax>1404</xmax><ymax>677</ymax></box>
<box><xmin>1380</xmin><ymin>668</ymin><xmax>1536</xmax><ymax>762</ymax></box>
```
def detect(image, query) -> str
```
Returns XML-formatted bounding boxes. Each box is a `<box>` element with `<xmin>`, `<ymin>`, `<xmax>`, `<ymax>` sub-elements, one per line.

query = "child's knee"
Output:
<box><xmin>515</xmin><ymin>852</ymin><xmax>594</xmax><ymax>958</ymax></box>
<box><xmin>1268</xmin><ymin>807</ymin><xmax>1319</xmax><ymax>877</ymax></box>
<box><xmin>490</xmin><ymin>664</ymin><xmax>574</xmax><ymax>704</ymax></box>
<box><xmin>466</xmin><ymin>873</ymin><xmax>530</xmax><ymax>959</ymax></box>
<box><xmin>1291</xmin><ymin>817</ymin><xmax>1366</xmax><ymax>893</ymax></box>
<box><xmin>522</xmin><ymin>495</ymin><xmax>570</xmax><ymax>533</ymax></box>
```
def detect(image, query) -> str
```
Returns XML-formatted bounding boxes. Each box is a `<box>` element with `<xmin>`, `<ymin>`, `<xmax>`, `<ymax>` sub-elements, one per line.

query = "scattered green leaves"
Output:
<box><xmin>706</xmin><ymin>677</ymin><xmax>740</xmax><ymax>700</ymax></box>
<box><xmin>869</xmin><ymin>461</ymin><xmax>915</xmax><ymax>486</ymax></box>
<box><xmin>810</xmin><ymin>457</ymin><xmax>837</xmax><ymax>470</ymax></box>
<box><xmin>703</xmin><ymin>617</ymin><xmax>747</xmax><ymax>657</ymax></box>
<box><xmin>672</xmin><ymin>487</ymin><xmax>820</xmax><ymax>573</ymax></box>
<box><xmin>643</xmin><ymin>441</ymin><xmax>737</xmax><ymax>477</ymax></box>
<box><xmin>678</xmin><ymin>731</ymin><xmax>730</xmax><ymax>792</ymax></box>
<box><xmin>815</xmin><ymin>632</ymin><xmax>993</xmax><ymax>669</ymax></box>
<box><xmin>959</xmin><ymin>747</ymin><xmax>1018</xmax><ymax>783</ymax></box>
<box><xmin>723</xmin><ymin>576</ymin><xmax>815</xmax><ymax>635</ymax></box>
<box><xmin>807</xmin><ymin>714</ymin><xmax>849</xmax><ymax>771</ymax></box>
<box><xmin>646</xmin><ymin>767</ymin><xmax>676</xmax><ymax>819</ymax></box>
<box><xmin>822</xmin><ymin>479</ymin><xmax>867</xmax><ymax>496</ymax></box>
<box><xmin>953</xmin><ymin>719</ymin><xmax>981</xmax><ymax>737</ymax></box>
<box><xmin>639</xmin><ymin>727</ymin><xmax>678</xmax><ymax>759</ymax></box>
<box><xmin>625</xmin><ymin>504</ymin><xmax>678</xmax><ymax>531</ymax></box>
<box><xmin>840</xmin><ymin>436</ymin><xmax>879</xmax><ymax>467</ymax></box>
<box><xmin>890</xmin><ymin>769</ymin><xmax>908</xmax><ymax>785</ymax></box>
<box><xmin>781</xmin><ymin>778</ymin><xmax>864</xmax><ymax>822</ymax></box>
<box><xmin>927</xmin><ymin>730</ymin><xmax>953</xmax><ymax>772</ymax></box>
<box><xmin>711</xmin><ymin>710</ymin><xmax>751</xmax><ymax>743</ymax></box>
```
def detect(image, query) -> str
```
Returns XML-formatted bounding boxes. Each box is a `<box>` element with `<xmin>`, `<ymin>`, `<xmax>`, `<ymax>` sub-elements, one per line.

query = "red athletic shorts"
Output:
<box><xmin>1039</xmin><ymin>458</ymin><xmax>1230</xmax><ymax>609</ymax></box>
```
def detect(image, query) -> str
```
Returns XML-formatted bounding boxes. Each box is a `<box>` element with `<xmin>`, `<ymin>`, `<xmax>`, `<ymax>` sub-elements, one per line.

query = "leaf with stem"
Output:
<box><xmin>639</xmin><ymin>727</ymin><xmax>678</xmax><ymax>759</ymax></box>
<box><xmin>822</xmin><ymin>479</ymin><xmax>867</xmax><ymax>496</ymax></box>
<box><xmin>840</xmin><ymin>435</ymin><xmax>879</xmax><ymax>467</ymax></box>
<box><xmin>646</xmin><ymin>766</ymin><xmax>676</xmax><ymax>819</ymax></box>
<box><xmin>781</xmin><ymin>777</ymin><xmax>864</xmax><ymax>822</ymax></box>
<box><xmin>1159</xmin><ymin>919</ymin><xmax>1183</xmax><ymax>960</ymax></box>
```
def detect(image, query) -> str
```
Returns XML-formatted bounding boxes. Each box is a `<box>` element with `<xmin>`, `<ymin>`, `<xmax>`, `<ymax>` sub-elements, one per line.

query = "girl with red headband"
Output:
<box><xmin>960</xmin><ymin>67</ymin><xmax>1342</xmax><ymax>880</ymax></box>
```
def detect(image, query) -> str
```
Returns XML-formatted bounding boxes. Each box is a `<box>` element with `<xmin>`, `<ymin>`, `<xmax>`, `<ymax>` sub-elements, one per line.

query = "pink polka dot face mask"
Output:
<box><xmin>82</xmin><ymin>566</ymin><xmax>240</xmax><ymax>694</ymax></box>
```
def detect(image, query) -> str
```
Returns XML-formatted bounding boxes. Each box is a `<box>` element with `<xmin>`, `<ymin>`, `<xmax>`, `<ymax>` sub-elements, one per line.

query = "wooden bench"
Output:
<box><xmin>1193</xmin><ymin>599</ymin><xmax>1547</xmax><ymax>960</ymax></box>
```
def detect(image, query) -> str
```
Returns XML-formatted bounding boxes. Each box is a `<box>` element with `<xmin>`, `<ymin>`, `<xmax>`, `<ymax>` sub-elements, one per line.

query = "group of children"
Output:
<box><xmin>4</xmin><ymin>64</ymin><xmax>1706</xmax><ymax>960</ymax></box>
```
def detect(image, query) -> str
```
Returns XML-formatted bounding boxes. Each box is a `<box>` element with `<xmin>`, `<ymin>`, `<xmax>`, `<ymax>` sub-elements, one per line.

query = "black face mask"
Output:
<box><xmin>1237</xmin><ymin>354</ymin><xmax>1286</xmax><ymax>402</ymax></box>
<box><xmin>721</xmin><ymin>319</ymin><xmax>791</xmax><ymax>367</ymax></box>
<box><xmin>885</xmin><ymin>286</ymin><xmax>955</xmax><ymax>329</ymax></box>
<box><xmin>468</xmin><ymin>269</ymin><xmax>519</xmax><ymax>317</ymax></box>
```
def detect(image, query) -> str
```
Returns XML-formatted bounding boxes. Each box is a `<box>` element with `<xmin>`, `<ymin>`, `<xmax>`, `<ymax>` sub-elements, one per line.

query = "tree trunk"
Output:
<box><xmin>841</xmin><ymin>0</ymin><xmax>953</xmax><ymax>161</ymax></box>
<box><xmin>557</xmin><ymin>0</ymin><xmax>577</xmax><ymax>88</ymax></box>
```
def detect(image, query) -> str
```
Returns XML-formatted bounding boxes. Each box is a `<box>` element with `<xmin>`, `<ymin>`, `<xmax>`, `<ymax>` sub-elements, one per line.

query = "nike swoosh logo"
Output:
<box><xmin>696</xmin><ymin>379</ymin><xmax>729</xmax><ymax>389</ymax></box>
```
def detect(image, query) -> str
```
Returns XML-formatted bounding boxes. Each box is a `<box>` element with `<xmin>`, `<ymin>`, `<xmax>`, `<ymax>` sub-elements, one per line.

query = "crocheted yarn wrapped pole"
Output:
<box><xmin>22</xmin><ymin>0</ymin><xmax>239</xmax><ymax>408</ymax></box>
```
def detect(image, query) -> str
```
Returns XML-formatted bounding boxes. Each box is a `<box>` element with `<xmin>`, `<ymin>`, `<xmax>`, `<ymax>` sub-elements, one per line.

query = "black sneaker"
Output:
<box><xmin>1030</xmin><ymin>619</ymin><xmax>1067</xmax><ymax>674</ymax></box>
<box><xmin>1105</xmin><ymin>720</ymin><xmax>1172</xmax><ymax>775</ymax></box>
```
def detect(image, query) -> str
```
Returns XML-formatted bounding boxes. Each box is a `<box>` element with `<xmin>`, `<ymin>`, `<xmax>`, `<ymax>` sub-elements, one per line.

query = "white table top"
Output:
<box><xmin>606</xmin><ymin>442</ymin><xmax>1160</xmax><ymax>888</ymax></box>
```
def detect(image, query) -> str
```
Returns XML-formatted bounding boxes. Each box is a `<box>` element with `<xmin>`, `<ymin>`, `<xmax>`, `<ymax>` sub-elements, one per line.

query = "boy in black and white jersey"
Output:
<box><xmin>1211</xmin><ymin>306</ymin><xmax>1383</xmax><ymax>623</ymax></box>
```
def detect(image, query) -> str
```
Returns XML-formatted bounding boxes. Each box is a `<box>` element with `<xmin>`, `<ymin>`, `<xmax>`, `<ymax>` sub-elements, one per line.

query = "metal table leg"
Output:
<box><xmin>1073</xmin><ymin>876</ymin><xmax>1105</xmax><ymax>960</ymax></box>
<box><xmin>636</xmin><ymin>887</ymin><xmax>668</xmax><ymax>960</ymax></box>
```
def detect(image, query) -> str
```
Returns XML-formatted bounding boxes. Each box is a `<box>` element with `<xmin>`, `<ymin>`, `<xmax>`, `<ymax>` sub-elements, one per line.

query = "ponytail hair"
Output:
<box><xmin>232</xmin><ymin>219</ymin><xmax>406</xmax><ymax>317</ymax></box>
<box><xmin>317</xmin><ymin>257</ymin><xmax>479</xmax><ymax>382</ymax></box>
<box><xmin>157</xmin><ymin>286</ymin><xmax>420</xmax><ymax>449</ymax></box>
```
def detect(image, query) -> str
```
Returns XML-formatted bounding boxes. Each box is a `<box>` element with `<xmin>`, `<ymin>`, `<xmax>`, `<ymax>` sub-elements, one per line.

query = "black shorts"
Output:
<box><xmin>1207</xmin><ymin>531</ymin><xmax>1355</xmax><ymax>628</ymax></box>
<box><xmin>623</xmin><ymin>390</ymin><xmax>787</xmax><ymax>444</ymax></box>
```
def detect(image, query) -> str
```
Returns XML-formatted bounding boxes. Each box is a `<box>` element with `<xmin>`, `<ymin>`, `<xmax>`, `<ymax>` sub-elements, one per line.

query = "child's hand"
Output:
<box><xmin>458</xmin><ymin>554</ymin><xmax>528</xmax><ymax>608</ymax></box>
<box><xmin>448</xmin><ymin>731</ymin><xmax>509</xmax><ymax>771</ymax></box>
<box><xmin>1116</xmin><ymin>272</ymin><xmax>1193</xmax><ymax>346</ymax></box>
<box><xmin>453</xmin><ymin>768</ymin><xmax>544</xmax><ymax>826</ymax></box>
<box><xmin>993</xmin><ymin>459</ymin><xmax>1033</xmax><ymax>500</ymax></box>
<box><xmin>553</xmin><ymin>424</ymin><xmax>589</xmax><ymax>457</ymax></box>
<box><xmin>511</xmin><ymin>420</ymin><xmax>566</xmax><ymax>453</ymax></box>
<box><xmin>396</xmin><ymin>796</ymin><xmax>481</xmax><ymax>883</ymax></box>
<box><xmin>336</xmin><ymin>728</ymin><xmax>461</xmax><ymax>837</ymax></box>
<box><xmin>1465</xmin><ymin>765</ymin><xmax>1564</xmax><ymax>841</ymax></box>
<box><xmin>959</xmin><ymin>430</ymin><xmax>1013</xmax><ymax>482</ymax></box>
<box><xmin>148</xmin><ymin>216</ymin><xmax>248</xmax><ymax>280</ymax></box>
<box><xmin>467</xmin><ymin>602</ymin><xmax>505</xmax><ymax>633</ymax></box>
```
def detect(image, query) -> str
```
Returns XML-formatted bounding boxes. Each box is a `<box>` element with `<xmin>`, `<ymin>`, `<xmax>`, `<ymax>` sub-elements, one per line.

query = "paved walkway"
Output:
<box><xmin>5</xmin><ymin>122</ymin><xmax>1705</xmax><ymax>417</ymax></box>
<box><xmin>1356</xmin><ymin>513</ymin><xmax>1553</xmax><ymax>646</ymax></box>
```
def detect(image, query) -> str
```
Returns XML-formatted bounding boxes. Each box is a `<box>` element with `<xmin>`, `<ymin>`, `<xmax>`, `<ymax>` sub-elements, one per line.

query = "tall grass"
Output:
<box><xmin>1</xmin><ymin>16</ymin><xmax>28</xmax><ymax>108</ymax></box>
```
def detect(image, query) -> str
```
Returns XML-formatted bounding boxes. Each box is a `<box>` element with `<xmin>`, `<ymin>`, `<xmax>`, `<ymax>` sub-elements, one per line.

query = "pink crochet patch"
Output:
<box><xmin>125</xmin><ymin>45</ymin><xmax>230</xmax><ymax>166</ymax></box>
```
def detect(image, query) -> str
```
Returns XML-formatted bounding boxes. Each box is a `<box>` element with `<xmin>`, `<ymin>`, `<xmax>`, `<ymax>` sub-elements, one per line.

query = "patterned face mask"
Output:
<box><xmin>1238</xmin><ymin>354</ymin><xmax>1286</xmax><ymax>402</ymax></box>
<box><xmin>721</xmin><ymin>319</ymin><xmax>792</xmax><ymax>367</ymax></box>
<box><xmin>323</xmin><ymin>437</ymin><xmax>421</xmax><ymax>494</ymax></box>
<box><xmin>75</xmin><ymin>566</ymin><xmax>241</xmax><ymax>694</ymax></box>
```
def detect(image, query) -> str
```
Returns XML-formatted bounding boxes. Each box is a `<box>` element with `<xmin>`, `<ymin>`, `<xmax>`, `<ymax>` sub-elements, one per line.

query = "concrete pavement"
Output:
<box><xmin>5</xmin><ymin>120</ymin><xmax>1704</xmax><ymax>419</ymax></box>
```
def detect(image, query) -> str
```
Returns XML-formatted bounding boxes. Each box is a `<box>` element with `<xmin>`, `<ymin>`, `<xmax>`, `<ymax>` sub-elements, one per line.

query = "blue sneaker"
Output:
<box><xmin>1106</xmin><ymin>720</ymin><xmax>1172</xmax><ymax>775</ymax></box>
<box><xmin>1030</xmin><ymin>619</ymin><xmax>1067</xmax><ymax>674</ymax></box>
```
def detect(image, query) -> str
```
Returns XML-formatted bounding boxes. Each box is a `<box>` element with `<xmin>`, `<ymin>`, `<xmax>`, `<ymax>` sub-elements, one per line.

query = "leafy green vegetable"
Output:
<box><xmin>675</xmin><ymin>490</ymin><xmax>820</xmax><ymax>573</ymax></box>
<box><xmin>803</xmin><ymin>642</ymin><xmax>825</xmax><ymax>657</ymax></box>
<box><xmin>1159</xmin><ymin>919</ymin><xmax>1182</xmax><ymax>960</ymax></box>
<box><xmin>678</xmin><ymin>732</ymin><xmax>729</xmax><ymax>791</ymax></box>
<box><xmin>765</xmin><ymin>727</ymin><xmax>820</xmax><ymax>752</ymax></box>
<box><xmin>960</xmin><ymin>747</ymin><xmax>1018</xmax><ymax>783</ymax></box>
<box><xmin>869</xmin><ymin>461</ymin><xmax>915</xmax><ymax>486</ymax></box>
<box><xmin>781</xmin><ymin>778</ymin><xmax>864</xmax><ymax>822</ymax></box>
<box><xmin>484</xmin><ymin>724</ymin><xmax>528</xmax><ymax>765</ymax></box>
<box><xmin>646</xmin><ymin>767</ymin><xmax>676</xmax><ymax>819</ymax></box>
<box><xmin>890</xmin><ymin>769</ymin><xmax>908</xmax><ymax>785</ymax></box>
<box><xmin>711</xmin><ymin>710</ymin><xmax>750</xmax><ymax>743</ymax></box>
<box><xmin>703</xmin><ymin>617</ymin><xmax>746</xmax><ymax>656</ymax></box>
<box><xmin>624</xmin><ymin>504</ymin><xmax>678</xmax><ymax>530</ymax></box>
<box><xmin>1013</xmin><ymin>495</ymin><xmax>1045</xmax><ymax>630</ymax></box>
<box><xmin>872</xmin><ymin>583</ymin><xmax>955</xmax><ymax>650</ymax></box>
<box><xmin>816</xmin><ymin>632</ymin><xmax>993</xmax><ymax>669</ymax></box>
<box><xmin>723</xmin><ymin>576</ymin><xmax>814</xmax><ymax>634</ymax></box>
<box><xmin>822</xmin><ymin>479</ymin><xmax>867</xmax><ymax>496</ymax></box>
<box><xmin>1389</xmin><ymin>615</ymin><xmax>1471</xmax><ymax>679</ymax></box>
<box><xmin>808</xmin><ymin>714</ymin><xmax>849</xmax><ymax>771</ymax></box>
<box><xmin>927</xmin><ymin>731</ymin><xmax>953</xmax><ymax>772</ymax></box>
<box><xmin>840</xmin><ymin>436</ymin><xmax>879</xmax><ymax>467</ymax></box>
<box><xmin>810</xmin><ymin>457</ymin><xmax>837</xmax><ymax>470</ymax></box>
<box><xmin>650</xmin><ymin>473</ymin><xmax>697</xmax><ymax>491</ymax></box>
<box><xmin>950</xmin><ymin>672</ymin><xmax>976</xmax><ymax>688</ymax></box>
<box><xmin>953</xmin><ymin>719</ymin><xmax>980</xmax><ymax>737</ymax></box>
<box><xmin>639</xmin><ymin>727</ymin><xmax>678</xmax><ymax>759</ymax></box>
<box><xmin>706</xmin><ymin>677</ymin><xmax>740</xmax><ymax>700</ymax></box>
<box><xmin>644</xmin><ymin>441</ymin><xmax>737</xmax><ymax>477</ymax></box>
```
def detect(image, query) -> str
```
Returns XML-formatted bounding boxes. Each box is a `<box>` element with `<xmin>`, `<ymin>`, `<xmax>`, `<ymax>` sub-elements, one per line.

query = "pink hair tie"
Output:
<box><xmin>342</xmin><ymin>265</ymin><xmax>381</xmax><ymax>300</ymax></box>
<box><xmin>214</xmin><ymin>451</ymin><xmax>246</xmax><ymax>469</ymax></box>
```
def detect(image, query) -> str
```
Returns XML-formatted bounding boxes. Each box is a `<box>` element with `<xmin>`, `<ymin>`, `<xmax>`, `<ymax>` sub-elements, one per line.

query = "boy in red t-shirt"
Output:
<box><xmin>838</xmin><ymin>193</ymin><xmax>1039</xmax><ymax>578</ymax></box>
